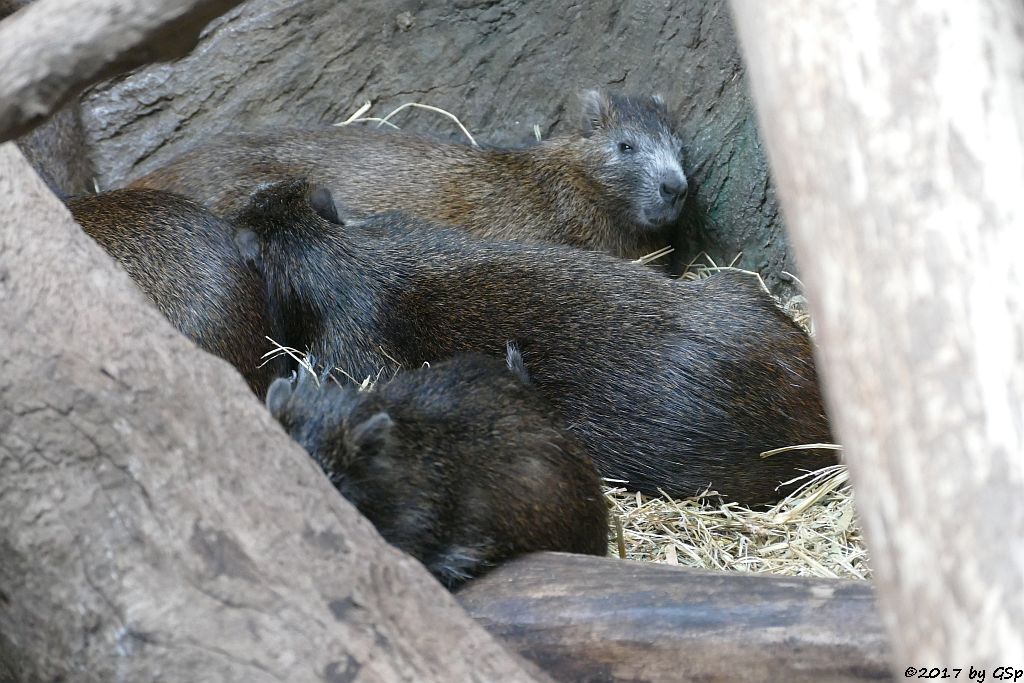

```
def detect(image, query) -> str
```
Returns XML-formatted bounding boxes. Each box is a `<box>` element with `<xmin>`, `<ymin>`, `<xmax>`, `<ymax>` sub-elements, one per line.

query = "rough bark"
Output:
<box><xmin>0</xmin><ymin>142</ymin><xmax>545</xmax><ymax>682</ymax></box>
<box><xmin>459</xmin><ymin>553</ymin><xmax>892</xmax><ymax>683</ymax></box>
<box><xmin>0</xmin><ymin>0</ymin><xmax>245</xmax><ymax>142</ymax></box>
<box><xmin>730</xmin><ymin>0</ymin><xmax>1024</xmax><ymax>669</ymax></box>
<box><xmin>78</xmin><ymin>0</ymin><xmax>797</xmax><ymax>293</ymax></box>
<box><xmin>0</xmin><ymin>1</ymin><xmax>97</xmax><ymax>197</ymax></box>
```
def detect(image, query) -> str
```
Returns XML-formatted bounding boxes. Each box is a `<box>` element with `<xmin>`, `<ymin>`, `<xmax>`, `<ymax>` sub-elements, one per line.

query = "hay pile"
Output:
<box><xmin>604</xmin><ymin>465</ymin><xmax>868</xmax><ymax>580</ymax></box>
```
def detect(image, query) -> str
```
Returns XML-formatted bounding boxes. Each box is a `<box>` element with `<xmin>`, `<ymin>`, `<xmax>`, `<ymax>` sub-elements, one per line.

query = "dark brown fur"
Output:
<box><xmin>67</xmin><ymin>189</ymin><xmax>281</xmax><ymax>396</ymax></box>
<box><xmin>132</xmin><ymin>92</ymin><xmax>687</xmax><ymax>259</ymax></box>
<box><xmin>236</xmin><ymin>180</ymin><xmax>835</xmax><ymax>506</ymax></box>
<box><xmin>267</xmin><ymin>352</ymin><xmax>608</xmax><ymax>589</ymax></box>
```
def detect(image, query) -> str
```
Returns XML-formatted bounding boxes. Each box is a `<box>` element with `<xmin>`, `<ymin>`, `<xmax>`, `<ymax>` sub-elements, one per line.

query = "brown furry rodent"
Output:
<box><xmin>267</xmin><ymin>350</ymin><xmax>608</xmax><ymax>589</ymax></box>
<box><xmin>235</xmin><ymin>179</ymin><xmax>834</xmax><ymax>506</ymax></box>
<box><xmin>67</xmin><ymin>188</ymin><xmax>281</xmax><ymax>396</ymax></box>
<box><xmin>132</xmin><ymin>91</ymin><xmax>687</xmax><ymax>260</ymax></box>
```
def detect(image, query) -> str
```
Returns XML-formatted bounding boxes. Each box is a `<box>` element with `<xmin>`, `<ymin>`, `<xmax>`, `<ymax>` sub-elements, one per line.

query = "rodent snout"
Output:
<box><xmin>659</xmin><ymin>171</ymin><xmax>688</xmax><ymax>205</ymax></box>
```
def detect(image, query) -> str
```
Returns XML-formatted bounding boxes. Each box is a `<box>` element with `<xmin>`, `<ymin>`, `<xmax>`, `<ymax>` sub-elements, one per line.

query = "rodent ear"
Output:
<box><xmin>580</xmin><ymin>89</ymin><xmax>611</xmax><ymax>136</ymax></box>
<box><xmin>308</xmin><ymin>185</ymin><xmax>342</xmax><ymax>225</ymax></box>
<box><xmin>234</xmin><ymin>228</ymin><xmax>261</xmax><ymax>264</ymax></box>
<box><xmin>296</xmin><ymin>363</ymin><xmax>321</xmax><ymax>389</ymax></box>
<box><xmin>652</xmin><ymin>94</ymin><xmax>668</xmax><ymax>113</ymax></box>
<box><xmin>505</xmin><ymin>342</ymin><xmax>532</xmax><ymax>385</ymax></box>
<box><xmin>349</xmin><ymin>411</ymin><xmax>394</xmax><ymax>454</ymax></box>
<box><xmin>265</xmin><ymin>376</ymin><xmax>295</xmax><ymax>418</ymax></box>
<box><xmin>300</xmin><ymin>355</ymin><xmax>333</xmax><ymax>385</ymax></box>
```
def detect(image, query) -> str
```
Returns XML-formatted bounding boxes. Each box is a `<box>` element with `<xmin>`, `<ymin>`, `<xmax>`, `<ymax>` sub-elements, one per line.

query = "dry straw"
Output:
<box><xmin>604</xmin><ymin>464</ymin><xmax>869</xmax><ymax>580</ymax></box>
<box><xmin>335</xmin><ymin>100</ymin><xmax>479</xmax><ymax>147</ymax></box>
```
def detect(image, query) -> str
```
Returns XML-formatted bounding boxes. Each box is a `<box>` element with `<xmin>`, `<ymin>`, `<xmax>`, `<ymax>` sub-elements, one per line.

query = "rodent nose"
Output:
<box><xmin>660</xmin><ymin>173</ymin><xmax>688</xmax><ymax>204</ymax></box>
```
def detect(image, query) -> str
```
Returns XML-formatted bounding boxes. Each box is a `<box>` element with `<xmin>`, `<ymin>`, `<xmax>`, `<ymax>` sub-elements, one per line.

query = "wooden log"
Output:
<box><xmin>729</xmin><ymin>0</ymin><xmax>1024</xmax><ymax>669</ymax></box>
<box><xmin>0</xmin><ymin>141</ymin><xmax>547</xmax><ymax>682</ymax></box>
<box><xmin>0</xmin><ymin>0</ymin><xmax>245</xmax><ymax>142</ymax></box>
<box><xmin>458</xmin><ymin>552</ymin><xmax>892</xmax><ymax>683</ymax></box>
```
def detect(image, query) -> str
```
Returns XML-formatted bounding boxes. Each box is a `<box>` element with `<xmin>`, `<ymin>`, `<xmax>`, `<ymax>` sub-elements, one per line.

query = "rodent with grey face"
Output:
<box><xmin>67</xmin><ymin>188</ymin><xmax>283</xmax><ymax>397</ymax></box>
<box><xmin>131</xmin><ymin>91</ymin><xmax>687</xmax><ymax>260</ymax></box>
<box><xmin>235</xmin><ymin>179</ymin><xmax>834</xmax><ymax>506</ymax></box>
<box><xmin>266</xmin><ymin>351</ymin><xmax>609</xmax><ymax>589</ymax></box>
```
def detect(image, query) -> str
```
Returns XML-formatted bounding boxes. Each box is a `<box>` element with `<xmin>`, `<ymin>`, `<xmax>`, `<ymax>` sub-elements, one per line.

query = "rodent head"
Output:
<box><xmin>266</xmin><ymin>370</ymin><xmax>394</xmax><ymax>507</ymax></box>
<box><xmin>234</xmin><ymin>179</ymin><xmax>344</xmax><ymax>237</ymax></box>
<box><xmin>232</xmin><ymin>178</ymin><xmax>350</xmax><ymax>273</ymax></box>
<box><xmin>577</xmin><ymin>90</ymin><xmax>687</xmax><ymax>230</ymax></box>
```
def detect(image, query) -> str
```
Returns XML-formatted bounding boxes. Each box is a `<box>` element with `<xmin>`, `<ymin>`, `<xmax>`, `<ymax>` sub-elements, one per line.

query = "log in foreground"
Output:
<box><xmin>730</xmin><ymin>0</ymin><xmax>1024</xmax><ymax>669</ymax></box>
<box><xmin>458</xmin><ymin>553</ymin><xmax>892</xmax><ymax>683</ymax></box>
<box><xmin>0</xmin><ymin>142</ymin><xmax>545</xmax><ymax>682</ymax></box>
<box><xmin>0</xmin><ymin>0</ymin><xmax>244</xmax><ymax>142</ymax></box>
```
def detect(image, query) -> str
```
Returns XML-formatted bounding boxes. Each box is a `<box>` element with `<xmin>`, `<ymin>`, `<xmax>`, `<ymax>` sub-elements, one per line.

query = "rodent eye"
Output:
<box><xmin>619</xmin><ymin>142</ymin><xmax>634</xmax><ymax>154</ymax></box>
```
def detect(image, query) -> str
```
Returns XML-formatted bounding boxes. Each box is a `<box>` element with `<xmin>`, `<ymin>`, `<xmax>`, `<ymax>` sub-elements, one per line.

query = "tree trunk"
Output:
<box><xmin>730</xmin><ymin>0</ymin><xmax>1024</xmax><ymax>669</ymax></box>
<box><xmin>0</xmin><ymin>0</ymin><xmax>246</xmax><ymax>141</ymax></box>
<box><xmin>458</xmin><ymin>553</ymin><xmax>892</xmax><ymax>683</ymax></box>
<box><xmin>0</xmin><ymin>143</ymin><xmax>545</xmax><ymax>682</ymax></box>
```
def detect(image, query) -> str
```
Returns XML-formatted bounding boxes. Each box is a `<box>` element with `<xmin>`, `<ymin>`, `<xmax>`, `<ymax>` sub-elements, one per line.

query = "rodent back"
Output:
<box><xmin>68</xmin><ymin>188</ymin><xmax>280</xmax><ymax>396</ymax></box>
